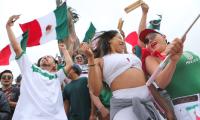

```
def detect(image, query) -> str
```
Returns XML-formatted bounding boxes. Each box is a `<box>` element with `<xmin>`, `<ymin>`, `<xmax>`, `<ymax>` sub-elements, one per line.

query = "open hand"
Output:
<box><xmin>6</xmin><ymin>15</ymin><xmax>20</xmax><ymax>27</ymax></box>
<box><xmin>99</xmin><ymin>107</ymin><xmax>110</xmax><ymax>120</ymax></box>
<box><xmin>58</xmin><ymin>43</ymin><xmax>67</xmax><ymax>51</ymax></box>
<box><xmin>80</xmin><ymin>42</ymin><xmax>94</xmax><ymax>58</ymax></box>
<box><xmin>141</xmin><ymin>2</ymin><xmax>149</xmax><ymax>14</ymax></box>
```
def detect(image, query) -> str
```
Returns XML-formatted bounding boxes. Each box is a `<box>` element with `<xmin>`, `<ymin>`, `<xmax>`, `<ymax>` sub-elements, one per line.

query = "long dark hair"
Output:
<box><xmin>93</xmin><ymin>30</ymin><xmax>119</xmax><ymax>58</ymax></box>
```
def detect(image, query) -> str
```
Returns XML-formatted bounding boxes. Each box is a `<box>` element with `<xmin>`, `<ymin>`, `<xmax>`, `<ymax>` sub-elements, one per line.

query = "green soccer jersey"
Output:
<box><xmin>63</xmin><ymin>77</ymin><xmax>91</xmax><ymax>120</ymax></box>
<box><xmin>99</xmin><ymin>83</ymin><xmax>112</xmax><ymax>109</ymax></box>
<box><xmin>166</xmin><ymin>51</ymin><xmax>200</xmax><ymax>99</ymax></box>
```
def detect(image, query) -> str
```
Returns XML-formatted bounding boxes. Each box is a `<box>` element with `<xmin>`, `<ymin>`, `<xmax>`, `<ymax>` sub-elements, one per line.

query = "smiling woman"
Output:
<box><xmin>79</xmin><ymin>29</ymin><xmax>183</xmax><ymax>119</ymax></box>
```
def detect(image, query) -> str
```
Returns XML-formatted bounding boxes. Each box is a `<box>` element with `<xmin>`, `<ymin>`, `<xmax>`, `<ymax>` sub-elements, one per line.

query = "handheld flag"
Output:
<box><xmin>19</xmin><ymin>2</ymin><xmax>68</xmax><ymax>46</ymax></box>
<box><xmin>0</xmin><ymin>31</ymin><xmax>29</xmax><ymax>66</ymax></box>
<box><xmin>125</xmin><ymin>31</ymin><xmax>142</xmax><ymax>58</ymax></box>
<box><xmin>125</xmin><ymin>31</ymin><xmax>138</xmax><ymax>47</ymax></box>
<box><xmin>1</xmin><ymin>2</ymin><xmax>68</xmax><ymax>66</ymax></box>
<box><xmin>83</xmin><ymin>22</ymin><xmax>96</xmax><ymax>43</ymax></box>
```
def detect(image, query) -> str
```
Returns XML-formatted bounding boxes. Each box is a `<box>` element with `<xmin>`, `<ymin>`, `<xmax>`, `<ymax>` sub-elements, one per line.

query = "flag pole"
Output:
<box><xmin>117</xmin><ymin>18</ymin><xmax>124</xmax><ymax>31</ymax></box>
<box><xmin>146</xmin><ymin>14</ymin><xmax>200</xmax><ymax>86</ymax></box>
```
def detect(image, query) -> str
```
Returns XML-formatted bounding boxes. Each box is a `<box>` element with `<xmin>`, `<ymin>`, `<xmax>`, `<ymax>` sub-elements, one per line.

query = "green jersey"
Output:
<box><xmin>166</xmin><ymin>51</ymin><xmax>200</xmax><ymax>99</ymax></box>
<box><xmin>63</xmin><ymin>77</ymin><xmax>91</xmax><ymax>120</ymax></box>
<box><xmin>99</xmin><ymin>83</ymin><xmax>112</xmax><ymax>108</ymax></box>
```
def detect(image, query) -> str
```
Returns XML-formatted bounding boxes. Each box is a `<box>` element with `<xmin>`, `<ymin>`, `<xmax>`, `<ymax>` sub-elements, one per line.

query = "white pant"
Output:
<box><xmin>174</xmin><ymin>101</ymin><xmax>200</xmax><ymax>120</ymax></box>
<box><xmin>112</xmin><ymin>86</ymin><xmax>165</xmax><ymax>120</ymax></box>
<box><xmin>113</xmin><ymin>106</ymin><xmax>137</xmax><ymax>120</ymax></box>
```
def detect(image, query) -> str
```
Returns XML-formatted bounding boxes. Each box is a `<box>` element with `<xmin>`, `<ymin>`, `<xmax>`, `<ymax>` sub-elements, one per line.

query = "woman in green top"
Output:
<box><xmin>139</xmin><ymin>25</ymin><xmax>200</xmax><ymax>120</ymax></box>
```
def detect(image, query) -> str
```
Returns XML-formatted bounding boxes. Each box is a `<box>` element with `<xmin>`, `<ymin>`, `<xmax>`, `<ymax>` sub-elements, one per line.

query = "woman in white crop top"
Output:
<box><xmin>80</xmin><ymin>30</ymin><xmax>183</xmax><ymax>120</ymax></box>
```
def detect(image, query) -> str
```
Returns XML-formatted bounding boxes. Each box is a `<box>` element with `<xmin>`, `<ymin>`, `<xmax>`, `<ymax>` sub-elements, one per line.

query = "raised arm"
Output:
<box><xmin>58</xmin><ymin>43</ymin><xmax>73</xmax><ymax>73</ymax></box>
<box><xmin>80</xmin><ymin>43</ymin><xmax>103</xmax><ymax>96</ymax></box>
<box><xmin>6</xmin><ymin>15</ymin><xmax>23</xmax><ymax>57</ymax></box>
<box><xmin>138</xmin><ymin>3</ymin><xmax>149</xmax><ymax>47</ymax></box>
<box><xmin>145</xmin><ymin>38</ymin><xmax>183</xmax><ymax>89</ymax></box>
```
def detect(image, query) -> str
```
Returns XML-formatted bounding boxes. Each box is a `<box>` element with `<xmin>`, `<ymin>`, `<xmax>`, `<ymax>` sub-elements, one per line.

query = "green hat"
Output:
<box><xmin>139</xmin><ymin>15</ymin><xmax>162</xmax><ymax>44</ymax></box>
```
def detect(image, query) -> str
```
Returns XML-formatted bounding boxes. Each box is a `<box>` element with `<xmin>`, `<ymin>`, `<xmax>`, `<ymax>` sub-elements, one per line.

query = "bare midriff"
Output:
<box><xmin>110</xmin><ymin>68</ymin><xmax>146</xmax><ymax>91</ymax></box>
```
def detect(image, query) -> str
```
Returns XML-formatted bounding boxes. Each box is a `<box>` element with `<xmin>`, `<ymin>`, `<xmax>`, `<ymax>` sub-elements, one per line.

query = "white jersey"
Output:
<box><xmin>12</xmin><ymin>53</ymin><xmax>68</xmax><ymax>120</ymax></box>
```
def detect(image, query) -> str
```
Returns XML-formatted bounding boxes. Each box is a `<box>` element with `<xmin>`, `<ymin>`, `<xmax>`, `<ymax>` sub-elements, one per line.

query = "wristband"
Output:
<box><xmin>88</xmin><ymin>64</ymin><xmax>95</xmax><ymax>67</ymax></box>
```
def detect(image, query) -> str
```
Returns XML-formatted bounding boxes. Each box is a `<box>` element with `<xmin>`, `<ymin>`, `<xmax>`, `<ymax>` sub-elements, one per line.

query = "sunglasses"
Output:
<box><xmin>144</xmin><ymin>33</ymin><xmax>158</xmax><ymax>44</ymax></box>
<box><xmin>1</xmin><ymin>75</ymin><xmax>13</xmax><ymax>80</ymax></box>
<box><xmin>75</xmin><ymin>56</ymin><xmax>83</xmax><ymax>60</ymax></box>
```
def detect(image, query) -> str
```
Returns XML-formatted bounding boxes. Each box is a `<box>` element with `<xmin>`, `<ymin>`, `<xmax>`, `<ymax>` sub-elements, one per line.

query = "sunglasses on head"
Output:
<box><xmin>144</xmin><ymin>33</ymin><xmax>158</xmax><ymax>44</ymax></box>
<box><xmin>1</xmin><ymin>75</ymin><xmax>13</xmax><ymax>80</ymax></box>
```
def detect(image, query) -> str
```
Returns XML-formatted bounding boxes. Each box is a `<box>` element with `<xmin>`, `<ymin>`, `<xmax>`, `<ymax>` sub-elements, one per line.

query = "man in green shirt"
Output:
<box><xmin>63</xmin><ymin>64</ymin><xmax>91</xmax><ymax>120</ymax></box>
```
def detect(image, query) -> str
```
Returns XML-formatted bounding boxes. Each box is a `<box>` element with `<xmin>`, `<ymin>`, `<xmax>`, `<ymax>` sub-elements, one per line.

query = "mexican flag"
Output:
<box><xmin>0</xmin><ymin>45</ymin><xmax>12</xmax><ymax>65</ymax></box>
<box><xmin>0</xmin><ymin>32</ymin><xmax>28</xmax><ymax>65</ymax></box>
<box><xmin>82</xmin><ymin>22</ymin><xmax>96</xmax><ymax>43</ymax></box>
<box><xmin>19</xmin><ymin>2</ymin><xmax>68</xmax><ymax>46</ymax></box>
<box><xmin>125</xmin><ymin>31</ymin><xmax>138</xmax><ymax>47</ymax></box>
<box><xmin>0</xmin><ymin>2</ymin><xmax>68</xmax><ymax>66</ymax></box>
<box><xmin>125</xmin><ymin>31</ymin><xmax>142</xmax><ymax>58</ymax></box>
